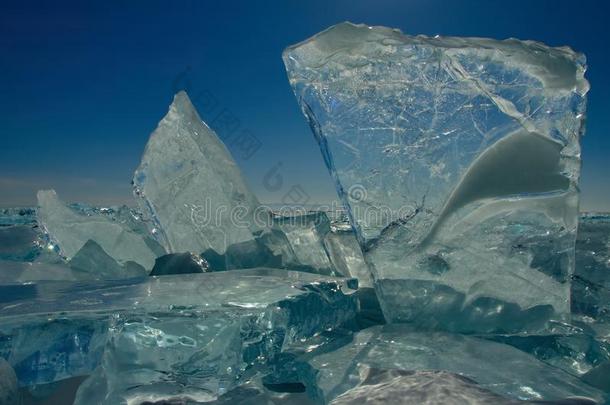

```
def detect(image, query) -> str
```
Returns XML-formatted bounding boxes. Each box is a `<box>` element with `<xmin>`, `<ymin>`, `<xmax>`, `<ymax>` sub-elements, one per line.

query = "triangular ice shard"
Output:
<box><xmin>133</xmin><ymin>91</ymin><xmax>269</xmax><ymax>255</ymax></box>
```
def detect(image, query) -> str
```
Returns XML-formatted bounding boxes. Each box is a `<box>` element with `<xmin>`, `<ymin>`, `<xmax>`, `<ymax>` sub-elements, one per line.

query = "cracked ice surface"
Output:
<box><xmin>133</xmin><ymin>91</ymin><xmax>269</xmax><ymax>255</ymax></box>
<box><xmin>72</xmin><ymin>269</ymin><xmax>357</xmax><ymax>404</ymax></box>
<box><xmin>284</xmin><ymin>22</ymin><xmax>588</xmax><ymax>331</ymax></box>
<box><xmin>0</xmin><ymin>269</ymin><xmax>357</xmax><ymax>394</ymax></box>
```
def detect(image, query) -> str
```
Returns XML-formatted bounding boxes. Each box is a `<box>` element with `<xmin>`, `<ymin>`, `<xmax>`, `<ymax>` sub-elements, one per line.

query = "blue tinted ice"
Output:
<box><xmin>149</xmin><ymin>252</ymin><xmax>209</xmax><ymax>276</ymax></box>
<box><xmin>0</xmin><ymin>208</ymin><xmax>36</xmax><ymax>227</ymax></box>
<box><xmin>277</xmin><ymin>324</ymin><xmax>604</xmax><ymax>404</ymax></box>
<box><xmin>284</xmin><ymin>22</ymin><xmax>589</xmax><ymax>331</ymax></box>
<box><xmin>73</xmin><ymin>269</ymin><xmax>356</xmax><ymax>404</ymax></box>
<box><xmin>323</xmin><ymin>222</ymin><xmax>371</xmax><ymax>287</ymax></box>
<box><xmin>573</xmin><ymin>214</ymin><xmax>610</xmax><ymax>321</ymax></box>
<box><xmin>271</xmin><ymin>212</ymin><xmax>335</xmax><ymax>275</ymax></box>
<box><xmin>0</xmin><ymin>226</ymin><xmax>40</xmax><ymax>262</ymax></box>
<box><xmin>0</xmin><ymin>269</ymin><xmax>356</xmax><ymax>399</ymax></box>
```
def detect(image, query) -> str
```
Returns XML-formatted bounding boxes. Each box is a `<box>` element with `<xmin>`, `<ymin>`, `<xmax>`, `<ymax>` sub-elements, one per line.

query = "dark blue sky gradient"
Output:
<box><xmin>1</xmin><ymin>1</ymin><xmax>608</xmax><ymax>210</ymax></box>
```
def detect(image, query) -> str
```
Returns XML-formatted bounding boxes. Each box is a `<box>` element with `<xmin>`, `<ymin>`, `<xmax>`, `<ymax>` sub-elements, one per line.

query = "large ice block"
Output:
<box><xmin>276</xmin><ymin>324</ymin><xmax>604</xmax><ymax>404</ymax></box>
<box><xmin>0</xmin><ymin>269</ymin><xmax>357</xmax><ymax>397</ymax></box>
<box><xmin>36</xmin><ymin>190</ymin><xmax>160</xmax><ymax>270</ymax></box>
<box><xmin>284</xmin><ymin>22</ymin><xmax>588</xmax><ymax>330</ymax></box>
<box><xmin>133</xmin><ymin>91</ymin><xmax>269</xmax><ymax>255</ymax></box>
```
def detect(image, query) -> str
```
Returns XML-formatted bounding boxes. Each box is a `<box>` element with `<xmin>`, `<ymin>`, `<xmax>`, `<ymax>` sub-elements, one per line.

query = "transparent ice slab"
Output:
<box><xmin>200</xmin><ymin>212</ymin><xmax>349</xmax><ymax>277</ymax></box>
<box><xmin>0</xmin><ymin>260</ymin><xmax>76</xmax><ymax>284</ymax></box>
<box><xmin>271</xmin><ymin>212</ymin><xmax>335</xmax><ymax>275</ymax></box>
<box><xmin>276</xmin><ymin>324</ymin><xmax>604</xmax><ymax>404</ymax></box>
<box><xmin>133</xmin><ymin>91</ymin><xmax>270</xmax><ymax>256</ymax></box>
<box><xmin>0</xmin><ymin>209</ymin><xmax>74</xmax><ymax>284</ymax></box>
<box><xmin>73</xmin><ymin>269</ymin><xmax>357</xmax><ymax>404</ymax></box>
<box><xmin>486</xmin><ymin>328</ymin><xmax>610</xmax><ymax>377</ymax></box>
<box><xmin>0</xmin><ymin>269</ymin><xmax>357</xmax><ymax>395</ymax></box>
<box><xmin>36</xmin><ymin>190</ymin><xmax>161</xmax><ymax>270</ymax></box>
<box><xmin>573</xmin><ymin>214</ymin><xmax>610</xmax><ymax>322</ymax></box>
<box><xmin>323</xmin><ymin>225</ymin><xmax>371</xmax><ymax>287</ymax></box>
<box><xmin>284</xmin><ymin>22</ymin><xmax>588</xmax><ymax>331</ymax></box>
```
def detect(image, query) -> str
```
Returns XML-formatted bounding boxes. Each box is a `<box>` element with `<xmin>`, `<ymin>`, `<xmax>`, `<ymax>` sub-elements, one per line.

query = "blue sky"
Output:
<box><xmin>1</xmin><ymin>0</ymin><xmax>608</xmax><ymax>210</ymax></box>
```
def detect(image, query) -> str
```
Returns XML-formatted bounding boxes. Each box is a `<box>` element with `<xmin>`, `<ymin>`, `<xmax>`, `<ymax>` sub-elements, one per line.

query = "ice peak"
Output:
<box><xmin>160</xmin><ymin>90</ymin><xmax>200</xmax><ymax>129</ymax></box>
<box><xmin>170</xmin><ymin>90</ymin><xmax>193</xmax><ymax>112</ymax></box>
<box><xmin>132</xmin><ymin>90</ymin><xmax>266</xmax><ymax>255</ymax></box>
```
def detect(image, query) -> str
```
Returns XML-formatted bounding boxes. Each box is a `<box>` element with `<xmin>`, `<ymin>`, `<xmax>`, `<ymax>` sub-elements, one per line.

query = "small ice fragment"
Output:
<box><xmin>36</xmin><ymin>190</ymin><xmax>160</xmax><ymax>270</ymax></box>
<box><xmin>69</xmin><ymin>240</ymin><xmax>147</xmax><ymax>280</ymax></box>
